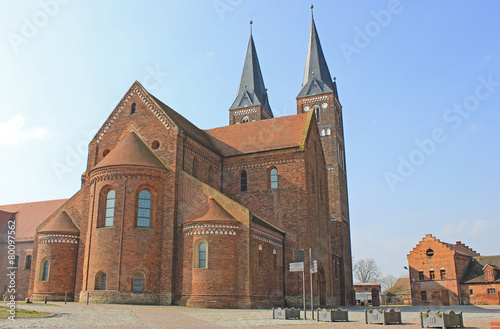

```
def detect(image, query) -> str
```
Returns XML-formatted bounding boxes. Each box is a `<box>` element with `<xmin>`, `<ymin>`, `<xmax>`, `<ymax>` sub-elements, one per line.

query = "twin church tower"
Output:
<box><xmin>28</xmin><ymin>7</ymin><xmax>353</xmax><ymax>307</ymax></box>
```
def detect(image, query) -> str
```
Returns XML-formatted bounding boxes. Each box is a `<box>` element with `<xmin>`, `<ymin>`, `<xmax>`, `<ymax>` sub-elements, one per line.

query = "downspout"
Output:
<box><xmin>282</xmin><ymin>235</ymin><xmax>286</xmax><ymax>306</ymax></box>
<box><xmin>117</xmin><ymin>175</ymin><xmax>128</xmax><ymax>291</ymax></box>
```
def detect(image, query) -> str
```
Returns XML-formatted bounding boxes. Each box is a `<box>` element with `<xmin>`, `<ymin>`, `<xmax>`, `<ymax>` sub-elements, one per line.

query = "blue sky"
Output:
<box><xmin>1</xmin><ymin>1</ymin><xmax>499</xmax><ymax>279</ymax></box>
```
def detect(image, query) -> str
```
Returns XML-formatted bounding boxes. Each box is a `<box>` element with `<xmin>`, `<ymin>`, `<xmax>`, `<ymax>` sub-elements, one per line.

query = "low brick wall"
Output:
<box><xmin>79</xmin><ymin>291</ymin><xmax>172</xmax><ymax>305</ymax></box>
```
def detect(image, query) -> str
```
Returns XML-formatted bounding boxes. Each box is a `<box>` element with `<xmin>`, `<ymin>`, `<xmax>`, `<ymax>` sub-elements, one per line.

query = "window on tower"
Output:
<box><xmin>131</xmin><ymin>103</ymin><xmax>136</xmax><ymax>115</ymax></box>
<box><xmin>269</xmin><ymin>168</ymin><xmax>278</xmax><ymax>189</ymax></box>
<box><xmin>195</xmin><ymin>240</ymin><xmax>207</xmax><ymax>269</ymax></box>
<box><xmin>241</xmin><ymin>116</ymin><xmax>249</xmax><ymax>123</ymax></box>
<box><xmin>240</xmin><ymin>171</ymin><xmax>247</xmax><ymax>192</ymax></box>
<box><xmin>40</xmin><ymin>259</ymin><xmax>50</xmax><ymax>281</ymax></box>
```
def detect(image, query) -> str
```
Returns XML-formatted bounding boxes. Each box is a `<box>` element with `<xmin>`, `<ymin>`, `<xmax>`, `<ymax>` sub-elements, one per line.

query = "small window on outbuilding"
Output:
<box><xmin>429</xmin><ymin>270</ymin><xmax>435</xmax><ymax>280</ymax></box>
<box><xmin>421</xmin><ymin>291</ymin><xmax>427</xmax><ymax>301</ymax></box>
<box><xmin>469</xmin><ymin>289</ymin><xmax>474</xmax><ymax>295</ymax></box>
<box><xmin>418</xmin><ymin>271</ymin><xmax>425</xmax><ymax>281</ymax></box>
<box><xmin>488</xmin><ymin>288</ymin><xmax>496</xmax><ymax>294</ymax></box>
<box><xmin>440</xmin><ymin>269</ymin><xmax>446</xmax><ymax>279</ymax></box>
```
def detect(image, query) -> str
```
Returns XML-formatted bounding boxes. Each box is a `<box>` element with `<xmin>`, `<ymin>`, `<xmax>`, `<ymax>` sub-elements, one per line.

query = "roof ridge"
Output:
<box><xmin>0</xmin><ymin>198</ymin><xmax>69</xmax><ymax>208</ymax></box>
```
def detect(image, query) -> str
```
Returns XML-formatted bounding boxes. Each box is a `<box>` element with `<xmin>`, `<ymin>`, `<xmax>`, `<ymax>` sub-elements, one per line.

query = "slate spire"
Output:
<box><xmin>229</xmin><ymin>22</ymin><xmax>273</xmax><ymax>116</ymax></box>
<box><xmin>297</xmin><ymin>6</ymin><xmax>338</xmax><ymax>98</ymax></box>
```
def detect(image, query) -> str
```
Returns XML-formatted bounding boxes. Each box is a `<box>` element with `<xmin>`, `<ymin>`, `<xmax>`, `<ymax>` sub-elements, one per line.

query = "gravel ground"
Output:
<box><xmin>1</xmin><ymin>302</ymin><xmax>499</xmax><ymax>328</ymax></box>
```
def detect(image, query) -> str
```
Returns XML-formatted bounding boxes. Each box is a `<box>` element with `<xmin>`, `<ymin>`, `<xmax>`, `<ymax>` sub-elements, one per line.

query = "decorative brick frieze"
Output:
<box><xmin>38</xmin><ymin>233</ymin><xmax>79</xmax><ymax>245</ymax></box>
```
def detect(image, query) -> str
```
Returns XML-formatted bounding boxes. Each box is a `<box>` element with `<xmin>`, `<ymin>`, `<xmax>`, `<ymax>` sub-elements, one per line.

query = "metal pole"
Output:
<box><xmin>87</xmin><ymin>292</ymin><xmax>89</xmax><ymax>305</ymax></box>
<box><xmin>65</xmin><ymin>291</ymin><xmax>67</xmax><ymax>304</ymax></box>
<box><xmin>302</xmin><ymin>254</ymin><xmax>306</xmax><ymax>320</ymax></box>
<box><xmin>310</xmin><ymin>248</ymin><xmax>314</xmax><ymax>320</ymax></box>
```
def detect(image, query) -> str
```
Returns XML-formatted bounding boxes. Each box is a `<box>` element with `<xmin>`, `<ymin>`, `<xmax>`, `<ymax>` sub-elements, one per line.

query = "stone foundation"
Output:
<box><xmin>177</xmin><ymin>295</ymin><xmax>284</xmax><ymax>308</ymax></box>
<box><xmin>79</xmin><ymin>291</ymin><xmax>172</xmax><ymax>305</ymax></box>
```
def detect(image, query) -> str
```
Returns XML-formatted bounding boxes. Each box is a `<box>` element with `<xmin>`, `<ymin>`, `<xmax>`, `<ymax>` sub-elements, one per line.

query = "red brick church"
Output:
<box><xmin>3</xmin><ymin>12</ymin><xmax>353</xmax><ymax>307</ymax></box>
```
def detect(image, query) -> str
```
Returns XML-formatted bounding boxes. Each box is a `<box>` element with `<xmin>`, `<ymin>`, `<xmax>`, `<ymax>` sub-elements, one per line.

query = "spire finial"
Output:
<box><xmin>310</xmin><ymin>4</ymin><xmax>314</xmax><ymax>18</ymax></box>
<box><xmin>250</xmin><ymin>20</ymin><xmax>253</xmax><ymax>35</ymax></box>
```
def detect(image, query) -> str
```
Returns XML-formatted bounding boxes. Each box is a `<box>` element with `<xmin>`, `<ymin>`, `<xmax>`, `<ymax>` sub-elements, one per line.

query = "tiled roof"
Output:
<box><xmin>0</xmin><ymin>199</ymin><xmax>67</xmax><ymax>241</ymax></box>
<box><xmin>93</xmin><ymin>131</ymin><xmax>166</xmax><ymax>170</ymax></box>
<box><xmin>205</xmin><ymin>113</ymin><xmax>309</xmax><ymax>156</ymax></box>
<box><xmin>461</xmin><ymin>255</ymin><xmax>500</xmax><ymax>284</ymax></box>
<box><xmin>186</xmin><ymin>198</ymin><xmax>239</xmax><ymax>224</ymax></box>
<box><xmin>39</xmin><ymin>211</ymin><xmax>79</xmax><ymax>234</ymax></box>
<box><xmin>387</xmin><ymin>278</ymin><xmax>411</xmax><ymax>296</ymax></box>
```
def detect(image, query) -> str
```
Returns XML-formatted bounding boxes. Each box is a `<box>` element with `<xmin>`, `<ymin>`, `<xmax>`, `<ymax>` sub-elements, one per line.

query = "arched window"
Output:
<box><xmin>240</xmin><ymin>171</ymin><xmax>247</xmax><ymax>192</ymax></box>
<box><xmin>137</xmin><ymin>190</ymin><xmax>152</xmax><ymax>227</ymax></box>
<box><xmin>40</xmin><ymin>259</ymin><xmax>49</xmax><ymax>281</ymax></box>
<box><xmin>270</xmin><ymin>168</ymin><xmax>278</xmax><ymax>189</ymax></box>
<box><xmin>320</xmin><ymin>129</ymin><xmax>325</xmax><ymax>136</ymax></box>
<box><xmin>104</xmin><ymin>190</ymin><xmax>115</xmax><ymax>227</ymax></box>
<box><xmin>95</xmin><ymin>272</ymin><xmax>106</xmax><ymax>290</ymax></box>
<box><xmin>241</xmin><ymin>116</ymin><xmax>249</xmax><ymax>123</ymax></box>
<box><xmin>313</xmin><ymin>105</ymin><xmax>320</xmax><ymax>121</ymax></box>
<box><xmin>326</xmin><ymin>128</ymin><xmax>331</xmax><ymax>136</ymax></box>
<box><xmin>131</xmin><ymin>103</ymin><xmax>136</xmax><ymax>115</ymax></box>
<box><xmin>196</xmin><ymin>241</ymin><xmax>207</xmax><ymax>269</ymax></box>
<box><xmin>132</xmin><ymin>272</ymin><xmax>145</xmax><ymax>292</ymax></box>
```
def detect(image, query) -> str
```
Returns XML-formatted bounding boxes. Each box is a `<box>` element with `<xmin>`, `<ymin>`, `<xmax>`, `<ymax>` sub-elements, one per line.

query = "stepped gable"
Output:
<box><xmin>39</xmin><ymin>211</ymin><xmax>79</xmax><ymax>234</ymax></box>
<box><xmin>205</xmin><ymin>113</ymin><xmax>310</xmax><ymax>156</ymax></box>
<box><xmin>0</xmin><ymin>199</ymin><xmax>68</xmax><ymax>241</ymax></box>
<box><xmin>185</xmin><ymin>198</ymin><xmax>240</xmax><ymax>224</ymax></box>
<box><xmin>408</xmin><ymin>234</ymin><xmax>478</xmax><ymax>257</ymax></box>
<box><xmin>93</xmin><ymin>131</ymin><xmax>166</xmax><ymax>170</ymax></box>
<box><xmin>147</xmin><ymin>92</ymin><xmax>220</xmax><ymax>153</ymax></box>
<box><xmin>461</xmin><ymin>255</ymin><xmax>500</xmax><ymax>283</ymax></box>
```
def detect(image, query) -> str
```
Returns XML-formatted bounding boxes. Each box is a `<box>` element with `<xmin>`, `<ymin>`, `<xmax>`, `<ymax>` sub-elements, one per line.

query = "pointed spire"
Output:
<box><xmin>297</xmin><ymin>6</ymin><xmax>337</xmax><ymax>98</ymax></box>
<box><xmin>229</xmin><ymin>22</ymin><xmax>273</xmax><ymax>115</ymax></box>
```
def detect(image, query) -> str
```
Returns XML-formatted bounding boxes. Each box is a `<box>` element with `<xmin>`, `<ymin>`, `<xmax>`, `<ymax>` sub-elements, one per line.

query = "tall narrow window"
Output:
<box><xmin>440</xmin><ymin>269</ymin><xmax>446</xmax><ymax>279</ymax></box>
<box><xmin>429</xmin><ymin>270</ymin><xmax>435</xmax><ymax>280</ymax></box>
<box><xmin>95</xmin><ymin>272</ymin><xmax>106</xmax><ymax>290</ymax></box>
<box><xmin>137</xmin><ymin>190</ymin><xmax>152</xmax><ymax>227</ymax></box>
<box><xmin>326</xmin><ymin>128</ymin><xmax>331</xmax><ymax>136</ymax></box>
<box><xmin>313</xmin><ymin>105</ymin><xmax>320</xmax><ymax>121</ymax></box>
<box><xmin>418</xmin><ymin>271</ymin><xmax>425</xmax><ymax>281</ymax></box>
<box><xmin>105</xmin><ymin>190</ymin><xmax>115</xmax><ymax>227</ymax></box>
<box><xmin>41</xmin><ymin>260</ymin><xmax>49</xmax><ymax>281</ymax></box>
<box><xmin>197</xmin><ymin>242</ymin><xmax>207</xmax><ymax>268</ymax></box>
<box><xmin>270</xmin><ymin>168</ymin><xmax>278</xmax><ymax>189</ymax></box>
<box><xmin>25</xmin><ymin>255</ymin><xmax>32</xmax><ymax>269</ymax></box>
<box><xmin>133</xmin><ymin>273</ymin><xmax>144</xmax><ymax>292</ymax></box>
<box><xmin>240</xmin><ymin>171</ymin><xmax>247</xmax><ymax>192</ymax></box>
<box><xmin>131</xmin><ymin>103</ymin><xmax>136</xmax><ymax>115</ymax></box>
<box><xmin>13</xmin><ymin>256</ymin><xmax>19</xmax><ymax>268</ymax></box>
<box><xmin>421</xmin><ymin>291</ymin><xmax>427</xmax><ymax>301</ymax></box>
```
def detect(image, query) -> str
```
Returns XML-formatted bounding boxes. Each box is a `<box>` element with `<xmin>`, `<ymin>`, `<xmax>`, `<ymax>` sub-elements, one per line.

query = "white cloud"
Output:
<box><xmin>440</xmin><ymin>219</ymin><xmax>498</xmax><ymax>237</ymax></box>
<box><xmin>0</xmin><ymin>115</ymin><xmax>49</xmax><ymax>146</ymax></box>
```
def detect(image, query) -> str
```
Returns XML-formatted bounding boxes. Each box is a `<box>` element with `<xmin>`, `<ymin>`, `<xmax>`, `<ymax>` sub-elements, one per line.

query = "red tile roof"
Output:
<box><xmin>93</xmin><ymin>131</ymin><xmax>167</xmax><ymax>170</ymax></box>
<box><xmin>0</xmin><ymin>199</ymin><xmax>67</xmax><ymax>241</ymax></box>
<box><xmin>39</xmin><ymin>211</ymin><xmax>79</xmax><ymax>234</ymax></box>
<box><xmin>186</xmin><ymin>198</ymin><xmax>239</xmax><ymax>224</ymax></box>
<box><xmin>205</xmin><ymin>113</ymin><xmax>310</xmax><ymax>156</ymax></box>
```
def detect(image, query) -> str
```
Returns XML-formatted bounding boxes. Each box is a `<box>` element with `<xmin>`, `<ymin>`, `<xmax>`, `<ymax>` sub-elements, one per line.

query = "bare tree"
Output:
<box><xmin>353</xmin><ymin>258</ymin><xmax>381</xmax><ymax>283</ymax></box>
<box><xmin>381</xmin><ymin>274</ymin><xmax>398</xmax><ymax>293</ymax></box>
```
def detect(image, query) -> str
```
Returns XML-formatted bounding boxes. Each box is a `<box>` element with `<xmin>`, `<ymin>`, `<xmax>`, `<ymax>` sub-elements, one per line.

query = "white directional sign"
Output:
<box><xmin>310</xmin><ymin>260</ymin><xmax>318</xmax><ymax>273</ymax></box>
<box><xmin>289</xmin><ymin>262</ymin><xmax>304</xmax><ymax>272</ymax></box>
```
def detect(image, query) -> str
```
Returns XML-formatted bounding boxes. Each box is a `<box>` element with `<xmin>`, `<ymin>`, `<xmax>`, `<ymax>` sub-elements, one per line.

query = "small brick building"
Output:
<box><xmin>353</xmin><ymin>283</ymin><xmax>381</xmax><ymax>306</ymax></box>
<box><xmin>2</xmin><ymin>14</ymin><xmax>354</xmax><ymax>308</ymax></box>
<box><xmin>407</xmin><ymin>234</ymin><xmax>500</xmax><ymax>305</ymax></box>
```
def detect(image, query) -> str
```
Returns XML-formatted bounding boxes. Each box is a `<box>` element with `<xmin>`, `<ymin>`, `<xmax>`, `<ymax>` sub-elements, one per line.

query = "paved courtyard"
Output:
<box><xmin>2</xmin><ymin>303</ymin><xmax>500</xmax><ymax>328</ymax></box>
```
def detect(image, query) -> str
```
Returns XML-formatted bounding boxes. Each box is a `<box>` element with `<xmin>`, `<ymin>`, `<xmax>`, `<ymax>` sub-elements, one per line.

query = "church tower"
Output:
<box><xmin>229</xmin><ymin>22</ymin><xmax>273</xmax><ymax>125</ymax></box>
<box><xmin>296</xmin><ymin>6</ymin><xmax>353</xmax><ymax>305</ymax></box>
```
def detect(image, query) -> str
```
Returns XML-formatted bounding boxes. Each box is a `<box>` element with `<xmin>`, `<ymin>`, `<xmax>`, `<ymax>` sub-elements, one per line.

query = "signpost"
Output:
<box><xmin>309</xmin><ymin>249</ymin><xmax>318</xmax><ymax>320</ymax></box>
<box><xmin>290</xmin><ymin>250</ymin><xmax>307</xmax><ymax>319</ymax></box>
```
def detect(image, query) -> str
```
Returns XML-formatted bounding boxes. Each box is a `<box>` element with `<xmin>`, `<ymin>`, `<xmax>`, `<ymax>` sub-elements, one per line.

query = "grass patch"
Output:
<box><xmin>0</xmin><ymin>306</ymin><xmax>54</xmax><ymax>318</ymax></box>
